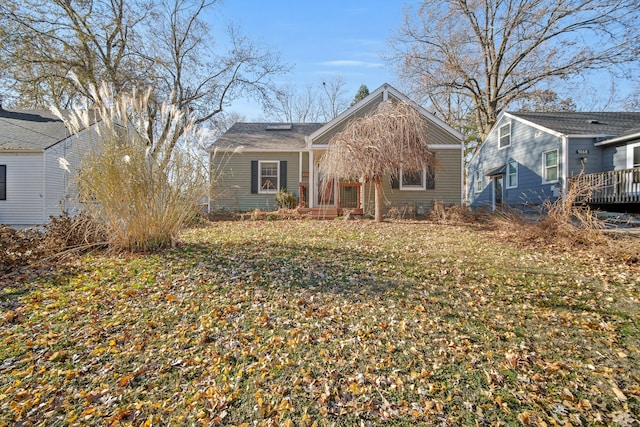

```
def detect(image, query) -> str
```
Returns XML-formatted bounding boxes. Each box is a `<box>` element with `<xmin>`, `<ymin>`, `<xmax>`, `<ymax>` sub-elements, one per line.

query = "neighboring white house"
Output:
<box><xmin>0</xmin><ymin>107</ymin><xmax>97</xmax><ymax>227</ymax></box>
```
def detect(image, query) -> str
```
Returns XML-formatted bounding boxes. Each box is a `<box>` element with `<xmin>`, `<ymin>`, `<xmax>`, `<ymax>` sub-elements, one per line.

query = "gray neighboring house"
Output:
<box><xmin>467</xmin><ymin>111</ymin><xmax>640</xmax><ymax>210</ymax></box>
<box><xmin>0</xmin><ymin>107</ymin><xmax>96</xmax><ymax>227</ymax></box>
<box><xmin>208</xmin><ymin>84</ymin><xmax>465</xmax><ymax>216</ymax></box>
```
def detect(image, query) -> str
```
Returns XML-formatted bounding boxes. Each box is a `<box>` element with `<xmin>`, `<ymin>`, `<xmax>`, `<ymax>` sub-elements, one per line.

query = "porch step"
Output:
<box><xmin>301</xmin><ymin>207</ymin><xmax>339</xmax><ymax>220</ymax></box>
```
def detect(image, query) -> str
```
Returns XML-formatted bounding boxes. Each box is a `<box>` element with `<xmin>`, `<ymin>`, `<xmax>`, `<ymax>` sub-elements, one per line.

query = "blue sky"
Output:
<box><xmin>209</xmin><ymin>1</ymin><xmax>638</xmax><ymax>120</ymax></box>
<box><xmin>211</xmin><ymin>0</ymin><xmax>419</xmax><ymax>119</ymax></box>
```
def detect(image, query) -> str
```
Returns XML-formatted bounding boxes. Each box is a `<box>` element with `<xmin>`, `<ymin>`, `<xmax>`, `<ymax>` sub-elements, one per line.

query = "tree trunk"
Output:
<box><xmin>374</xmin><ymin>177</ymin><xmax>383</xmax><ymax>222</ymax></box>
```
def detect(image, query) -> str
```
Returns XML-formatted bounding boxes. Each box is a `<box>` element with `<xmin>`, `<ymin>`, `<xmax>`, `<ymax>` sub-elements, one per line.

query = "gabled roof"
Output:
<box><xmin>307</xmin><ymin>83</ymin><xmax>464</xmax><ymax>146</ymax></box>
<box><xmin>208</xmin><ymin>122</ymin><xmax>324</xmax><ymax>151</ymax></box>
<box><xmin>508</xmin><ymin>111</ymin><xmax>640</xmax><ymax>137</ymax></box>
<box><xmin>0</xmin><ymin>109</ymin><xmax>71</xmax><ymax>151</ymax></box>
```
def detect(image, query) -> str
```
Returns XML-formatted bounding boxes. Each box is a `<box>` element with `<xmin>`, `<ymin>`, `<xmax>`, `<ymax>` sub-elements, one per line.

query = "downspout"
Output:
<box><xmin>309</xmin><ymin>150</ymin><xmax>315</xmax><ymax>208</ymax></box>
<box><xmin>461</xmin><ymin>143</ymin><xmax>465</xmax><ymax>205</ymax></box>
<box><xmin>42</xmin><ymin>152</ymin><xmax>47</xmax><ymax>224</ymax></box>
<box><xmin>561</xmin><ymin>135</ymin><xmax>569</xmax><ymax>195</ymax></box>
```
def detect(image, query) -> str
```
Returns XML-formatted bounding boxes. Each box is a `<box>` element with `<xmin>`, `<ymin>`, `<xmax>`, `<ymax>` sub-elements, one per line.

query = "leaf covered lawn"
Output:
<box><xmin>1</xmin><ymin>220</ymin><xmax>639</xmax><ymax>426</ymax></box>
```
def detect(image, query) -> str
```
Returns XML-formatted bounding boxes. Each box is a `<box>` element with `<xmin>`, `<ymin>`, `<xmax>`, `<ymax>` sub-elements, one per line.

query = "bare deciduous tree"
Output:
<box><xmin>1</xmin><ymin>0</ymin><xmax>286</xmax><ymax>154</ymax></box>
<box><xmin>320</xmin><ymin>76</ymin><xmax>349</xmax><ymax>120</ymax></box>
<box><xmin>391</xmin><ymin>0</ymin><xmax>640</xmax><ymax>147</ymax></box>
<box><xmin>266</xmin><ymin>77</ymin><xmax>350</xmax><ymax>123</ymax></box>
<box><xmin>268</xmin><ymin>83</ymin><xmax>323</xmax><ymax>123</ymax></box>
<box><xmin>319</xmin><ymin>101</ymin><xmax>437</xmax><ymax>222</ymax></box>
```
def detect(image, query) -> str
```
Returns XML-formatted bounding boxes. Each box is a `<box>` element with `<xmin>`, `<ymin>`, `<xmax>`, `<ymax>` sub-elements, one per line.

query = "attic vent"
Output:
<box><xmin>266</xmin><ymin>124</ymin><xmax>292</xmax><ymax>131</ymax></box>
<box><xmin>588</xmin><ymin>119</ymin><xmax>600</xmax><ymax>124</ymax></box>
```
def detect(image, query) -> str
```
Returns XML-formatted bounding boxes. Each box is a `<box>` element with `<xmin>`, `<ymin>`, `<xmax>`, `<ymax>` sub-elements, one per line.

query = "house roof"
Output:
<box><xmin>0</xmin><ymin>108</ymin><xmax>72</xmax><ymax>151</ymax></box>
<box><xmin>509</xmin><ymin>111</ymin><xmax>640</xmax><ymax>137</ymax></box>
<box><xmin>307</xmin><ymin>83</ymin><xmax>464</xmax><ymax>145</ymax></box>
<box><xmin>594</xmin><ymin>126</ymin><xmax>640</xmax><ymax>146</ymax></box>
<box><xmin>209</xmin><ymin>122</ymin><xmax>324</xmax><ymax>151</ymax></box>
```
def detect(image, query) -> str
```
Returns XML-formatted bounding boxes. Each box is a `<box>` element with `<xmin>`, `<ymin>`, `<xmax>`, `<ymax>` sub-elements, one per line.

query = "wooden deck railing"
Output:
<box><xmin>570</xmin><ymin>168</ymin><xmax>640</xmax><ymax>204</ymax></box>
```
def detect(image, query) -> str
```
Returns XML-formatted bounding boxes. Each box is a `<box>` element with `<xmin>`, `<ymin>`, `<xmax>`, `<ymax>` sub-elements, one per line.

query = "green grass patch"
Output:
<box><xmin>1</xmin><ymin>220</ymin><xmax>638</xmax><ymax>426</ymax></box>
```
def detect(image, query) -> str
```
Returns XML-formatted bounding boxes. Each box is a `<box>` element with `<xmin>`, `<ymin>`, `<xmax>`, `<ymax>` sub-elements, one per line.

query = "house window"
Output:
<box><xmin>259</xmin><ymin>161</ymin><xmax>279</xmax><ymax>193</ymax></box>
<box><xmin>631</xmin><ymin>143</ymin><xmax>640</xmax><ymax>168</ymax></box>
<box><xmin>474</xmin><ymin>170</ymin><xmax>483</xmax><ymax>193</ymax></box>
<box><xmin>543</xmin><ymin>150</ymin><xmax>559</xmax><ymax>182</ymax></box>
<box><xmin>0</xmin><ymin>165</ymin><xmax>5</xmax><ymax>200</ymax></box>
<box><xmin>506</xmin><ymin>161</ymin><xmax>518</xmax><ymax>188</ymax></box>
<box><xmin>401</xmin><ymin>169</ymin><xmax>424</xmax><ymax>190</ymax></box>
<box><xmin>399</xmin><ymin>167</ymin><xmax>435</xmax><ymax>190</ymax></box>
<box><xmin>499</xmin><ymin>123</ymin><xmax>511</xmax><ymax>149</ymax></box>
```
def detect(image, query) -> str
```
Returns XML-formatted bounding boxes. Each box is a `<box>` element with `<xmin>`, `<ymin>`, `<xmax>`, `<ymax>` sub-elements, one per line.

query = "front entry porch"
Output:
<box><xmin>298</xmin><ymin>181</ymin><xmax>363</xmax><ymax>219</ymax></box>
<box><xmin>570</xmin><ymin>167</ymin><xmax>640</xmax><ymax>205</ymax></box>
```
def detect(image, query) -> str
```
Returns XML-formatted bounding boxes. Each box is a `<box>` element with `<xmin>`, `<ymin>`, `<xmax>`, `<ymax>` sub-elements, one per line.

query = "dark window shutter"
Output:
<box><xmin>279</xmin><ymin>161</ymin><xmax>287</xmax><ymax>191</ymax></box>
<box><xmin>0</xmin><ymin>165</ymin><xmax>6</xmax><ymax>200</ymax></box>
<box><xmin>251</xmin><ymin>161</ymin><xmax>258</xmax><ymax>194</ymax></box>
<box><xmin>425</xmin><ymin>166</ymin><xmax>435</xmax><ymax>189</ymax></box>
<box><xmin>390</xmin><ymin>169</ymin><xmax>399</xmax><ymax>189</ymax></box>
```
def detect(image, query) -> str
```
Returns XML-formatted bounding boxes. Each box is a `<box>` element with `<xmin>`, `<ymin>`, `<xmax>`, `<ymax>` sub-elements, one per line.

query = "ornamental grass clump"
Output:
<box><xmin>54</xmin><ymin>84</ymin><xmax>208</xmax><ymax>252</ymax></box>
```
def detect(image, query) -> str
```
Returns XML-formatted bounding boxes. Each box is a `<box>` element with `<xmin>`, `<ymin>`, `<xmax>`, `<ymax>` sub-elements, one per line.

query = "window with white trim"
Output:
<box><xmin>258</xmin><ymin>161</ymin><xmax>279</xmax><ymax>194</ymax></box>
<box><xmin>499</xmin><ymin>123</ymin><xmax>511</xmax><ymax>149</ymax></box>
<box><xmin>400</xmin><ymin>169</ymin><xmax>425</xmax><ymax>190</ymax></box>
<box><xmin>474</xmin><ymin>170</ymin><xmax>483</xmax><ymax>193</ymax></box>
<box><xmin>543</xmin><ymin>150</ymin><xmax>559</xmax><ymax>182</ymax></box>
<box><xmin>629</xmin><ymin>143</ymin><xmax>640</xmax><ymax>168</ymax></box>
<box><xmin>506</xmin><ymin>161</ymin><xmax>518</xmax><ymax>188</ymax></box>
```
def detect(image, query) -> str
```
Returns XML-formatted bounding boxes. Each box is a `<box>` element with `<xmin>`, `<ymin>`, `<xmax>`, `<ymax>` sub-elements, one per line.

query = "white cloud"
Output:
<box><xmin>320</xmin><ymin>60</ymin><xmax>383</xmax><ymax>69</ymax></box>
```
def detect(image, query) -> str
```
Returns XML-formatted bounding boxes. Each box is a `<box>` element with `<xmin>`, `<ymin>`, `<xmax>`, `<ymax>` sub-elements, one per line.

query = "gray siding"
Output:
<box><xmin>566</xmin><ymin>138</ymin><xmax>602</xmax><ymax>176</ymax></box>
<box><xmin>0</xmin><ymin>152</ymin><xmax>44</xmax><ymax>226</ymax></box>
<box><xmin>601</xmin><ymin>139</ymin><xmax>640</xmax><ymax>171</ymax></box>
<box><xmin>211</xmin><ymin>151</ymin><xmax>301</xmax><ymax>211</ymax></box>
<box><xmin>467</xmin><ymin>115</ymin><xmax>564</xmax><ymax>208</ymax></box>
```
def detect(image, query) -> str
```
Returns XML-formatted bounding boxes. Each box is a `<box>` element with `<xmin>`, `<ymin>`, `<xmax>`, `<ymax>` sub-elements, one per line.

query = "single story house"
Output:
<box><xmin>0</xmin><ymin>107</ymin><xmax>96</xmax><ymax>227</ymax></box>
<box><xmin>467</xmin><ymin>111</ymin><xmax>640</xmax><ymax>210</ymax></box>
<box><xmin>208</xmin><ymin>84</ymin><xmax>465</xmax><ymax>217</ymax></box>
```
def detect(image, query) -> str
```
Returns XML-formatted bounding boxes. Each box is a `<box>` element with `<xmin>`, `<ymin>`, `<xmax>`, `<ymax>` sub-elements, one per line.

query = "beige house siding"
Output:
<box><xmin>311</xmin><ymin>93</ymin><xmax>384</xmax><ymax>146</ymax></box>
<box><xmin>362</xmin><ymin>147</ymin><xmax>462</xmax><ymax>215</ymax></box>
<box><xmin>211</xmin><ymin>151</ymin><xmax>301</xmax><ymax>211</ymax></box>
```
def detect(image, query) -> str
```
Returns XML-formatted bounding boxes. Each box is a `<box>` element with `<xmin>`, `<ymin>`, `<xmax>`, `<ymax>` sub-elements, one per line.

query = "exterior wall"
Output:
<box><xmin>0</xmin><ymin>152</ymin><xmax>44</xmax><ymax>226</ymax></box>
<box><xmin>566</xmin><ymin>137</ymin><xmax>602</xmax><ymax>176</ymax></box>
<box><xmin>211</xmin><ymin>151</ymin><xmax>301</xmax><ymax>211</ymax></box>
<box><xmin>362</xmin><ymin>147</ymin><xmax>462</xmax><ymax>215</ymax></box>
<box><xmin>467</xmin><ymin>114</ymin><xmax>564</xmax><ymax>208</ymax></box>
<box><xmin>311</xmin><ymin>94</ymin><xmax>384</xmax><ymax>146</ymax></box>
<box><xmin>600</xmin><ymin>138</ymin><xmax>640</xmax><ymax>171</ymax></box>
<box><xmin>44</xmin><ymin>126</ymin><xmax>100</xmax><ymax>220</ymax></box>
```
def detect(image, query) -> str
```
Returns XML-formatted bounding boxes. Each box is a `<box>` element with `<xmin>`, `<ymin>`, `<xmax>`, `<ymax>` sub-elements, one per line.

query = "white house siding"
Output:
<box><xmin>211</xmin><ymin>151</ymin><xmax>301</xmax><ymax>211</ymax></box>
<box><xmin>44</xmin><ymin>142</ymin><xmax>68</xmax><ymax>219</ymax></box>
<box><xmin>0</xmin><ymin>152</ymin><xmax>44</xmax><ymax>226</ymax></box>
<box><xmin>43</xmin><ymin>126</ymin><xmax>98</xmax><ymax>220</ymax></box>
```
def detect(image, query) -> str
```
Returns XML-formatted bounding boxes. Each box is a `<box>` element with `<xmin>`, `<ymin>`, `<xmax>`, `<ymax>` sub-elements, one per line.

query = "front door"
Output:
<box><xmin>493</xmin><ymin>176</ymin><xmax>503</xmax><ymax>210</ymax></box>
<box><xmin>317</xmin><ymin>170</ymin><xmax>334</xmax><ymax>205</ymax></box>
